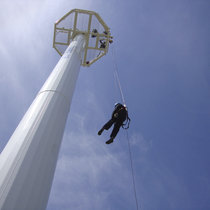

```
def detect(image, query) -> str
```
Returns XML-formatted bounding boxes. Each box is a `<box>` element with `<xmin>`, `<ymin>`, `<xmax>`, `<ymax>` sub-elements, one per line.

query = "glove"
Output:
<box><xmin>114</xmin><ymin>113</ymin><xmax>118</xmax><ymax>118</ymax></box>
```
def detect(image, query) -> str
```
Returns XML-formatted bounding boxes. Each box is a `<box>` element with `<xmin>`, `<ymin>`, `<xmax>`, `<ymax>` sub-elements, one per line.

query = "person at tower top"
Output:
<box><xmin>98</xmin><ymin>103</ymin><xmax>129</xmax><ymax>144</ymax></box>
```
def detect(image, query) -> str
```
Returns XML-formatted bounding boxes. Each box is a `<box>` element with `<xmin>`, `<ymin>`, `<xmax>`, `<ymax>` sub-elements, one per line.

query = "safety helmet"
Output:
<box><xmin>114</xmin><ymin>103</ymin><xmax>123</xmax><ymax>107</ymax></box>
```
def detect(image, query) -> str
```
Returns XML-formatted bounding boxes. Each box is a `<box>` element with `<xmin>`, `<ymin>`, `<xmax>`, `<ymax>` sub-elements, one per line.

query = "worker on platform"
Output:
<box><xmin>98</xmin><ymin>103</ymin><xmax>128</xmax><ymax>144</ymax></box>
<box><xmin>99</xmin><ymin>39</ymin><xmax>106</xmax><ymax>49</ymax></box>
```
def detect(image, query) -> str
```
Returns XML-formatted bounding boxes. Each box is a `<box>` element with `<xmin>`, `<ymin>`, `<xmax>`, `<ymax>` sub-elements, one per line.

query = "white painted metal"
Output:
<box><xmin>0</xmin><ymin>34</ymin><xmax>86</xmax><ymax>210</ymax></box>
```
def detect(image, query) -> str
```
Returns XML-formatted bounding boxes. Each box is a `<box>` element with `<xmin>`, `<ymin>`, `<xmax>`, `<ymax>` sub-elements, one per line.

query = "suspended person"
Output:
<box><xmin>99</xmin><ymin>39</ymin><xmax>106</xmax><ymax>49</ymax></box>
<box><xmin>98</xmin><ymin>103</ymin><xmax>129</xmax><ymax>144</ymax></box>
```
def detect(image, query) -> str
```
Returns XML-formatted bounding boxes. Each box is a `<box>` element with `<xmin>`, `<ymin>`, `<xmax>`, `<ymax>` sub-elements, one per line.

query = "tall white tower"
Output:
<box><xmin>0</xmin><ymin>9</ymin><xmax>112</xmax><ymax>210</ymax></box>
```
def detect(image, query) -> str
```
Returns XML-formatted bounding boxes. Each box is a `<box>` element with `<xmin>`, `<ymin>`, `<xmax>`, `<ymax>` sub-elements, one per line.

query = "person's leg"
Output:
<box><xmin>110</xmin><ymin>122</ymin><xmax>121</xmax><ymax>138</ymax></box>
<box><xmin>98</xmin><ymin>119</ymin><xmax>114</xmax><ymax>135</ymax></box>
<box><xmin>106</xmin><ymin>122</ymin><xmax>121</xmax><ymax>144</ymax></box>
<box><xmin>104</xmin><ymin>119</ymin><xmax>115</xmax><ymax>130</ymax></box>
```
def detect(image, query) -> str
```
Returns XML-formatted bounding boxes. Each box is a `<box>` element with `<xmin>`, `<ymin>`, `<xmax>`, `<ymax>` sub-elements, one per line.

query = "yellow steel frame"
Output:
<box><xmin>53</xmin><ymin>9</ymin><xmax>113</xmax><ymax>67</ymax></box>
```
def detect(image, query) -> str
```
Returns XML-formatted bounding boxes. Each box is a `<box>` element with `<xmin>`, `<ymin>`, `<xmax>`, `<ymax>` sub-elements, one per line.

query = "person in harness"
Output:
<box><xmin>98</xmin><ymin>103</ymin><xmax>130</xmax><ymax>144</ymax></box>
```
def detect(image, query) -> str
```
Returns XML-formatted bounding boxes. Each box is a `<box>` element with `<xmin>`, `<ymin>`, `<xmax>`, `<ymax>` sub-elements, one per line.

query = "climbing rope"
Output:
<box><xmin>111</xmin><ymin>45</ymin><xmax>140</xmax><ymax>210</ymax></box>
<box><xmin>126</xmin><ymin>130</ymin><xmax>140</xmax><ymax>210</ymax></box>
<box><xmin>111</xmin><ymin>46</ymin><xmax>126</xmax><ymax>105</ymax></box>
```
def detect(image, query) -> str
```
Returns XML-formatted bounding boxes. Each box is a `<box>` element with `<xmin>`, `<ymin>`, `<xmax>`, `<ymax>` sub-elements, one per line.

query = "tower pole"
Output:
<box><xmin>0</xmin><ymin>34</ymin><xmax>85</xmax><ymax>210</ymax></box>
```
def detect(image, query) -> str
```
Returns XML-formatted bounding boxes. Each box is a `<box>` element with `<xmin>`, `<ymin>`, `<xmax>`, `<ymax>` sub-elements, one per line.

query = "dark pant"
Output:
<box><xmin>103</xmin><ymin>119</ymin><xmax>123</xmax><ymax>139</ymax></box>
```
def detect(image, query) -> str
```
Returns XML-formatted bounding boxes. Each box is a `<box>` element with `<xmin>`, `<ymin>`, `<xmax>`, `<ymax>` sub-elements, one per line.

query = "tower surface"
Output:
<box><xmin>0</xmin><ymin>9</ymin><xmax>112</xmax><ymax>210</ymax></box>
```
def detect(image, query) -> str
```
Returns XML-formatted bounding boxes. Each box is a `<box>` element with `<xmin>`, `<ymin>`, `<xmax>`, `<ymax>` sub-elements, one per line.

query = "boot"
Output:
<box><xmin>106</xmin><ymin>137</ymin><xmax>114</xmax><ymax>144</ymax></box>
<box><xmin>98</xmin><ymin>128</ymin><xmax>104</xmax><ymax>136</ymax></box>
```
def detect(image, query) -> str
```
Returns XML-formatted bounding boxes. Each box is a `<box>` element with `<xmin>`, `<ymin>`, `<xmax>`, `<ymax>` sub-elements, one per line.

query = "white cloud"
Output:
<box><xmin>47</xmin><ymin>129</ymin><xmax>128</xmax><ymax>209</ymax></box>
<box><xmin>129</xmin><ymin>132</ymin><xmax>152</xmax><ymax>153</ymax></box>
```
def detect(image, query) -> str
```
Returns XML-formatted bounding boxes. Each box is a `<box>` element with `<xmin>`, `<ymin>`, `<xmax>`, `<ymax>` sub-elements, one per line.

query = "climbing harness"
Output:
<box><xmin>111</xmin><ymin>45</ymin><xmax>140</xmax><ymax>210</ymax></box>
<box><xmin>122</xmin><ymin>113</ymin><xmax>131</xmax><ymax>130</ymax></box>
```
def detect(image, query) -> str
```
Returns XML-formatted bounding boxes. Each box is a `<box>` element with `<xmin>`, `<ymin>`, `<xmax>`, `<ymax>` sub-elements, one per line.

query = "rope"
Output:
<box><xmin>126</xmin><ymin>130</ymin><xmax>140</xmax><ymax>210</ymax></box>
<box><xmin>111</xmin><ymin>46</ymin><xmax>126</xmax><ymax>105</ymax></box>
<box><xmin>111</xmin><ymin>45</ymin><xmax>140</xmax><ymax>210</ymax></box>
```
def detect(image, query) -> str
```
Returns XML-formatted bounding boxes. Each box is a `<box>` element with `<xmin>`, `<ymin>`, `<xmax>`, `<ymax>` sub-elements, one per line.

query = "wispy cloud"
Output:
<box><xmin>129</xmin><ymin>132</ymin><xmax>152</xmax><ymax>154</ymax></box>
<box><xmin>47</xmin><ymin>128</ymin><xmax>130</xmax><ymax>209</ymax></box>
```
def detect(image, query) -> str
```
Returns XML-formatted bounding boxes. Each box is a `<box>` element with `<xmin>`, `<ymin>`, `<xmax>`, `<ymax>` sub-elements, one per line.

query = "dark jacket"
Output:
<box><xmin>111</xmin><ymin>104</ymin><xmax>127</xmax><ymax>123</ymax></box>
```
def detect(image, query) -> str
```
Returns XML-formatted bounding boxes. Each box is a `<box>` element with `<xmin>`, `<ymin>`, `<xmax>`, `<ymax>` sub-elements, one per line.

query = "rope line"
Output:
<box><xmin>111</xmin><ymin>46</ymin><xmax>126</xmax><ymax>105</ymax></box>
<box><xmin>111</xmin><ymin>45</ymin><xmax>140</xmax><ymax>210</ymax></box>
<box><xmin>126</xmin><ymin>130</ymin><xmax>140</xmax><ymax>210</ymax></box>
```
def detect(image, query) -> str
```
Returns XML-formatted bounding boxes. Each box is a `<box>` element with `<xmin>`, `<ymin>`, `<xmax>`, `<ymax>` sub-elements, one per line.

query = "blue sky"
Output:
<box><xmin>0</xmin><ymin>0</ymin><xmax>210</xmax><ymax>209</ymax></box>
